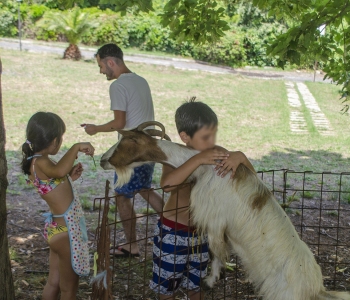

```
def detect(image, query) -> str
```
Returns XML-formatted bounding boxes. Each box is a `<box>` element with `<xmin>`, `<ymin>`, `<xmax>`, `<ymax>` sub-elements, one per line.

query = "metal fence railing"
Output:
<box><xmin>91</xmin><ymin>170</ymin><xmax>350</xmax><ymax>299</ymax></box>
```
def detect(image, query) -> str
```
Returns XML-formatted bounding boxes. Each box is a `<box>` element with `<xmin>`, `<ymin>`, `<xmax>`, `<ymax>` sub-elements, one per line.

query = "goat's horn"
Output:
<box><xmin>144</xmin><ymin>129</ymin><xmax>172</xmax><ymax>141</ymax></box>
<box><xmin>137</xmin><ymin>121</ymin><xmax>166</xmax><ymax>138</ymax></box>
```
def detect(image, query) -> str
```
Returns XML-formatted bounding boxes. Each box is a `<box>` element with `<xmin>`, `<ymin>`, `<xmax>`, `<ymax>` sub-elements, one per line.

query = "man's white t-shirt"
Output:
<box><xmin>109</xmin><ymin>73</ymin><xmax>155</xmax><ymax>130</ymax></box>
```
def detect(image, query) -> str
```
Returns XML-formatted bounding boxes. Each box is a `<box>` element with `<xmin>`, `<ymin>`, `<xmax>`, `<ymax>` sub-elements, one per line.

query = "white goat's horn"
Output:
<box><xmin>137</xmin><ymin>121</ymin><xmax>166</xmax><ymax>139</ymax></box>
<box><xmin>144</xmin><ymin>129</ymin><xmax>172</xmax><ymax>141</ymax></box>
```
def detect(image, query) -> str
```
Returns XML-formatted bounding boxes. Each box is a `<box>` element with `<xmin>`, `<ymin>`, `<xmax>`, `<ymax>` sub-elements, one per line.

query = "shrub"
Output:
<box><xmin>190</xmin><ymin>29</ymin><xmax>247</xmax><ymax>67</ymax></box>
<box><xmin>0</xmin><ymin>9</ymin><xmax>17</xmax><ymax>37</ymax></box>
<box><xmin>0</xmin><ymin>1</ymin><xmax>288</xmax><ymax>68</ymax></box>
<box><xmin>28</xmin><ymin>4</ymin><xmax>49</xmax><ymax>20</ymax></box>
<box><xmin>0</xmin><ymin>1</ymin><xmax>18</xmax><ymax>37</ymax></box>
<box><xmin>81</xmin><ymin>13</ymin><xmax>130</xmax><ymax>47</ymax></box>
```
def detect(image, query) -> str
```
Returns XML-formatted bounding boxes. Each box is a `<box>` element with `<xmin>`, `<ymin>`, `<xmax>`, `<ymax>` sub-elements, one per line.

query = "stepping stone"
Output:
<box><xmin>285</xmin><ymin>82</ymin><xmax>308</xmax><ymax>134</ymax></box>
<box><xmin>296</xmin><ymin>83</ymin><xmax>334</xmax><ymax>136</ymax></box>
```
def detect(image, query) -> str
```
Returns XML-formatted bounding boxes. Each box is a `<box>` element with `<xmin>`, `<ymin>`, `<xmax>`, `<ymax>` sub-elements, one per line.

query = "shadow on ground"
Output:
<box><xmin>252</xmin><ymin>148</ymin><xmax>350</xmax><ymax>173</ymax></box>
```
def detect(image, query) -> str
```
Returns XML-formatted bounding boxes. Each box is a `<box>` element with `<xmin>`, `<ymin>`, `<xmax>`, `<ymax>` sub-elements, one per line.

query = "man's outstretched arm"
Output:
<box><xmin>84</xmin><ymin>110</ymin><xmax>126</xmax><ymax>135</ymax></box>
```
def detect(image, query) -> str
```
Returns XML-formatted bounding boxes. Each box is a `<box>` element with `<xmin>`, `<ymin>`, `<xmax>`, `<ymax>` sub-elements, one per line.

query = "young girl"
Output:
<box><xmin>21</xmin><ymin>112</ymin><xmax>95</xmax><ymax>300</ymax></box>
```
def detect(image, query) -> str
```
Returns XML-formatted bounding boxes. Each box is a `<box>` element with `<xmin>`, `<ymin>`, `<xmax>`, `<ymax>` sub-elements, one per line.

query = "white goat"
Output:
<box><xmin>100</xmin><ymin>122</ymin><xmax>350</xmax><ymax>300</ymax></box>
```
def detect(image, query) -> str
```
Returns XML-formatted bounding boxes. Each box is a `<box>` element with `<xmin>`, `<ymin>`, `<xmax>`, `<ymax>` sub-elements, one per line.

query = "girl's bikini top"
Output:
<box><xmin>26</xmin><ymin>154</ymin><xmax>65</xmax><ymax>196</ymax></box>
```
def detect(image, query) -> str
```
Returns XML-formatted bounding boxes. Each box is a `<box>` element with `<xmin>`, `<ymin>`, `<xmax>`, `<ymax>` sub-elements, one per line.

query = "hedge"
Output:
<box><xmin>0</xmin><ymin>1</ymin><xmax>288</xmax><ymax>67</ymax></box>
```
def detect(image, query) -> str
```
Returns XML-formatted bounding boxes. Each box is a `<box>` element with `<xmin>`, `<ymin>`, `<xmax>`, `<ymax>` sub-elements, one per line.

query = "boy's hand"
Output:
<box><xmin>196</xmin><ymin>149</ymin><xmax>229</xmax><ymax>165</ymax></box>
<box><xmin>78</xmin><ymin>142</ymin><xmax>95</xmax><ymax>156</ymax></box>
<box><xmin>69</xmin><ymin>163</ymin><xmax>83</xmax><ymax>181</ymax></box>
<box><xmin>215</xmin><ymin>151</ymin><xmax>244</xmax><ymax>178</ymax></box>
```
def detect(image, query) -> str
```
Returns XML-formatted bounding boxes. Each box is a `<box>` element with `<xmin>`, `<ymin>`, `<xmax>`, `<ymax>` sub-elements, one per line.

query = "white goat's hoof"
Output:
<box><xmin>204</xmin><ymin>275</ymin><xmax>218</xmax><ymax>288</ymax></box>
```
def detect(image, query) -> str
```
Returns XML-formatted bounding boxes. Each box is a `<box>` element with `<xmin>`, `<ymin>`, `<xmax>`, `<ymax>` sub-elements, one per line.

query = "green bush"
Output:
<box><xmin>243</xmin><ymin>23</ymin><xmax>285</xmax><ymax>67</ymax></box>
<box><xmin>28</xmin><ymin>4</ymin><xmax>49</xmax><ymax>20</ymax></box>
<box><xmin>0</xmin><ymin>9</ymin><xmax>17</xmax><ymax>37</ymax></box>
<box><xmin>81</xmin><ymin>12</ymin><xmax>130</xmax><ymax>47</ymax></box>
<box><xmin>190</xmin><ymin>29</ymin><xmax>246</xmax><ymax>67</ymax></box>
<box><xmin>0</xmin><ymin>1</ymin><xmax>288</xmax><ymax>68</ymax></box>
<box><xmin>0</xmin><ymin>1</ymin><xmax>18</xmax><ymax>37</ymax></box>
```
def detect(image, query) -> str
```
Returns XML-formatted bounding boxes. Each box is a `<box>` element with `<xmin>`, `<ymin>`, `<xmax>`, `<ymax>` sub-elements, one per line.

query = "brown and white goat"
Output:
<box><xmin>100</xmin><ymin>122</ymin><xmax>350</xmax><ymax>300</ymax></box>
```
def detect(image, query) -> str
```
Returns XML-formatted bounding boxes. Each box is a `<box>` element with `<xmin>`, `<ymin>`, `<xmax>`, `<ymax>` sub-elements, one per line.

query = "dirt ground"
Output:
<box><xmin>6</xmin><ymin>162</ymin><xmax>350</xmax><ymax>299</ymax></box>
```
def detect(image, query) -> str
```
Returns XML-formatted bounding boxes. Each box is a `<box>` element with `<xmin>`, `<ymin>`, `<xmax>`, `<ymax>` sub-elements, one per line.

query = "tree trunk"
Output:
<box><xmin>63</xmin><ymin>44</ymin><xmax>82</xmax><ymax>61</ymax></box>
<box><xmin>0</xmin><ymin>59</ymin><xmax>15</xmax><ymax>299</ymax></box>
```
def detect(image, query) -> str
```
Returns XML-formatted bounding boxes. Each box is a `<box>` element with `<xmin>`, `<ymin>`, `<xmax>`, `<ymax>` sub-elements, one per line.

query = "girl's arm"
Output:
<box><xmin>161</xmin><ymin>148</ymin><xmax>229</xmax><ymax>191</ymax></box>
<box><xmin>35</xmin><ymin>143</ymin><xmax>94</xmax><ymax>178</ymax></box>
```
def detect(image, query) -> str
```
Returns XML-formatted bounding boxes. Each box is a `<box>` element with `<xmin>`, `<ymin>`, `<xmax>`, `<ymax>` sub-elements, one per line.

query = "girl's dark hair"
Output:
<box><xmin>21</xmin><ymin>112</ymin><xmax>66</xmax><ymax>175</ymax></box>
<box><xmin>175</xmin><ymin>97</ymin><xmax>218</xmax><ymax>138</ymax></box>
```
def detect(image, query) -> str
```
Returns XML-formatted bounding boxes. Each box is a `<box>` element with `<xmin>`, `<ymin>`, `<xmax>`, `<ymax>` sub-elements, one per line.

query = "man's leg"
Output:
<box><xmin>138</xmin><ymin>163</ymin><xmax>164</xmax><ymax>214</ymax></box>
<box><xmin>139</xmin><ymin>189</ymin><xmax>164</xmax><ymax>214</ymax></box>
<box><xmin>111</xmin><ymin>193</ymin><xmax>139</xmax><ymax>255</ymax></box>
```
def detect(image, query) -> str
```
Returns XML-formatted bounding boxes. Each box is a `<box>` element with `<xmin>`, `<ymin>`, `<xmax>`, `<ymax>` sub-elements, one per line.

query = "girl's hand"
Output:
<box><xmin>70</xmin><ymin>163</ymin><xmax>83</xmax><ymax>181</ymax></box>
<box><xmin>78</xmin><ymin>142</ymin><xmax>95</xmax><ymax>157</ymax></box>
<box><xmin>196</xmin><ymin>149</ymin><xmax>229</xmax><ymax>165</ymax></box>
<box><xmin>215</xmin><ymin>151</ymin><xmax>244</xmax><ymax>178</ymax></box>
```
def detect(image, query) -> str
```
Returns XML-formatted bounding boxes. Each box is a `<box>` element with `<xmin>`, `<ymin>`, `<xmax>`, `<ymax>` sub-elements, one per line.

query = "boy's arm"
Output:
<box><xmin>214</xmin><ymin>146</ymin><xmax>256</xmax><ymax>177</ymax></box>
<box><xmin>161</xmin><ymin>148</ymin><xmax>229</xmax><ymax>191</ymax></box>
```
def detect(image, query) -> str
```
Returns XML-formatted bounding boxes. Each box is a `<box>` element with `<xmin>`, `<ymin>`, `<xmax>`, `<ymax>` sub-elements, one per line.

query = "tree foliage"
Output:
<box><xmin>253</xmin><ymin>0</ymin><xmax>350</xmax><ymax>109</ymax></box>
<box><xmin>59</xmin><ymin>0</ymin><xmax>231</xmax><ymax>43</ymax></box>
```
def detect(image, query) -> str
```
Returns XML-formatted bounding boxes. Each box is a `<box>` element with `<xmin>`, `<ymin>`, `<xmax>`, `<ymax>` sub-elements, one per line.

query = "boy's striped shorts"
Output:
<box><xmin>149</xmin><ymin>217</ymin><xmax>209</xmax><ymax>295</ymax></box>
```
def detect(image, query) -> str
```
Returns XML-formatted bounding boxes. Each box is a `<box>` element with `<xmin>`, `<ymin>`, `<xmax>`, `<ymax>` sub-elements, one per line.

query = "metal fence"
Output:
<box><xmin>91</xmin><ymin>170</ymin><xmax>350</xmax><ymax>299</ymax></box>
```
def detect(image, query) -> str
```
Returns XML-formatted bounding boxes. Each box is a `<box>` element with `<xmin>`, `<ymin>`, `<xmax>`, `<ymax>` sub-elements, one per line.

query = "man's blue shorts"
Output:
<box><xmin>114</xmin><ymin>163</ymin><xmax>155</xmax><ymax>198</ymax></box>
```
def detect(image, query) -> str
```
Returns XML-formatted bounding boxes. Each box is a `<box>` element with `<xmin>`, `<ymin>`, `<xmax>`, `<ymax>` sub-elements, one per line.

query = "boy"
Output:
<box><xmin>150</xmin><ymin>98</ymin><xmax>255</xmax><ymax>299</ymax></box>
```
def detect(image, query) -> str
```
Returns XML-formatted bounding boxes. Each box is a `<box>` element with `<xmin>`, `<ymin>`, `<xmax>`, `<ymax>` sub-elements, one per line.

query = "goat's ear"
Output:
<box><xmin>117</xmin><ymin>129</ymin><xmax>132</xmax><ymax>137</ymax></box>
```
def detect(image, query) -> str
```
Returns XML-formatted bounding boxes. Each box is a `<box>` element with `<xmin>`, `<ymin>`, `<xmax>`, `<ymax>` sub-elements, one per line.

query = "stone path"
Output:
<box><xmin>285</xmin><ymin>82</ymin><xmax>308</xmax><ymax>134</ymax></box>
<box><xmin>296</xmin><ymin>82</ymin><xmax>334</xmax><ymax>136</ymax></box>
<box><xmin>285</xmin><ymin>81</ymin><xmax>334</xmax><ymax>135</ymax></box>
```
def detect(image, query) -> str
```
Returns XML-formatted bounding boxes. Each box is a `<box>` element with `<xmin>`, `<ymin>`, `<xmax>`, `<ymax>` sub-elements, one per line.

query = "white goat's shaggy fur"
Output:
<box><xmin>102</xmin><ymin>138</ymin><xmax>350</xmax><ymax>300</ymax></box>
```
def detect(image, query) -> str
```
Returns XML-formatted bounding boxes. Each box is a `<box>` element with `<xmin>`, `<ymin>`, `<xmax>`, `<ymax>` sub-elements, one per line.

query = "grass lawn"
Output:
<box><xmin>2</xmin><ymin>48</ymin><xmax>350</xmax><ymax>175</ymax></box>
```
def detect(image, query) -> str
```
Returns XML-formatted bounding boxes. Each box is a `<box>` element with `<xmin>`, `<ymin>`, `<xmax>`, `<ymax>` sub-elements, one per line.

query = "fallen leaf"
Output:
<box><xmin>22</xmin><ymin>280</ymin><xmax>29</xmax><ymax>286</ymax></box>
<box><xmin>336</xmin><ymin>267</ymin><xmax>347</xmax><ymax>273</ymax></box>
<box><xmin>79</xmin><ymin>282</ymin><xmax>89</xmax><ymax>287</ymax></box>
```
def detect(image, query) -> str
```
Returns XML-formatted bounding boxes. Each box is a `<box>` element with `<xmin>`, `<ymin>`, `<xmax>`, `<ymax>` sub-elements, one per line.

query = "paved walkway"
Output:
<box><xmin>285</xmin><ymin>82</ymin><xmax>308</xmax><ymax>134</ymax></box>
<box><xmin>296</xmin><ymin>82</ymin><xmax>334</xmax><ymax>136</ymax></box>
<box><xmin>285</xmin><ymin>81</ymin><xmax>334</xmax><ymax>135</ymax></box>
<box><xmin>0</xmin><ymin>38</ymin><xmax>330</xmax><ymax>83</ymax></box>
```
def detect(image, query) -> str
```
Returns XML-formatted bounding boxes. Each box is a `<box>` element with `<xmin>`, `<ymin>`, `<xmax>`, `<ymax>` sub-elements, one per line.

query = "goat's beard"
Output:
<box><xmin>113</xmin><ymin>162</ymin><xmax>150</xmax><ymax>188</ymax></box>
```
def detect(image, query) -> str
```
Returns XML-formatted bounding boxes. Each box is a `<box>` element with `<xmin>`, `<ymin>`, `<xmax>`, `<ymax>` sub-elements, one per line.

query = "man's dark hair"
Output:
<box><xmin>96</xmin><ymin>43</ymin><xmax>124</xmax><ymax>62</ymax></box>
<box><xmin>175</xmin><ymin>97</ymin><xmax>218</xmax><ymax>138</ymax></box>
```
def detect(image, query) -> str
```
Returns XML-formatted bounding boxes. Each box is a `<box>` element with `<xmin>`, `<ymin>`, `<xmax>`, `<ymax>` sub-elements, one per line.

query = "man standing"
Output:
<box><xmin>84</xmin><ymin>43</ymin><xmax>164</xmax><ymax>257</ymax></box>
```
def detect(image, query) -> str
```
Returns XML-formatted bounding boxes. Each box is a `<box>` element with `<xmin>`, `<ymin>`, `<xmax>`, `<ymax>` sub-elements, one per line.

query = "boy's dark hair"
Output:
<box><xmin>175</xmin><ymin>97</ymin><xmax>218</xmax><ymax>137</ymax></box>
<box><xmin>96</xmin><ymin>43</ymin><xmax>124</xmax><ymax>62</ymax></box>
<box><xmin>21</xmin><ymin>112</ymin><xmax>66</xmax><ymax>175</ymax></box>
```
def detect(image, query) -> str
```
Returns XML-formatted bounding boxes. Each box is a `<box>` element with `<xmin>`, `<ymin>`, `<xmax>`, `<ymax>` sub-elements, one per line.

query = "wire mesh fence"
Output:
<box><xmin>92</xmin><ymin>170</ymin><xmax>350</xmax><ymax>299</ymax></box>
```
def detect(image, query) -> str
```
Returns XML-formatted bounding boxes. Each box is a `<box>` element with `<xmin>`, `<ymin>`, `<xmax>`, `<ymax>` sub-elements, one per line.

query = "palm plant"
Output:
<box><xmin>38</xmin><ymin>7</ymin><xmax>98</xmax><ymax>60</ymax></box>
